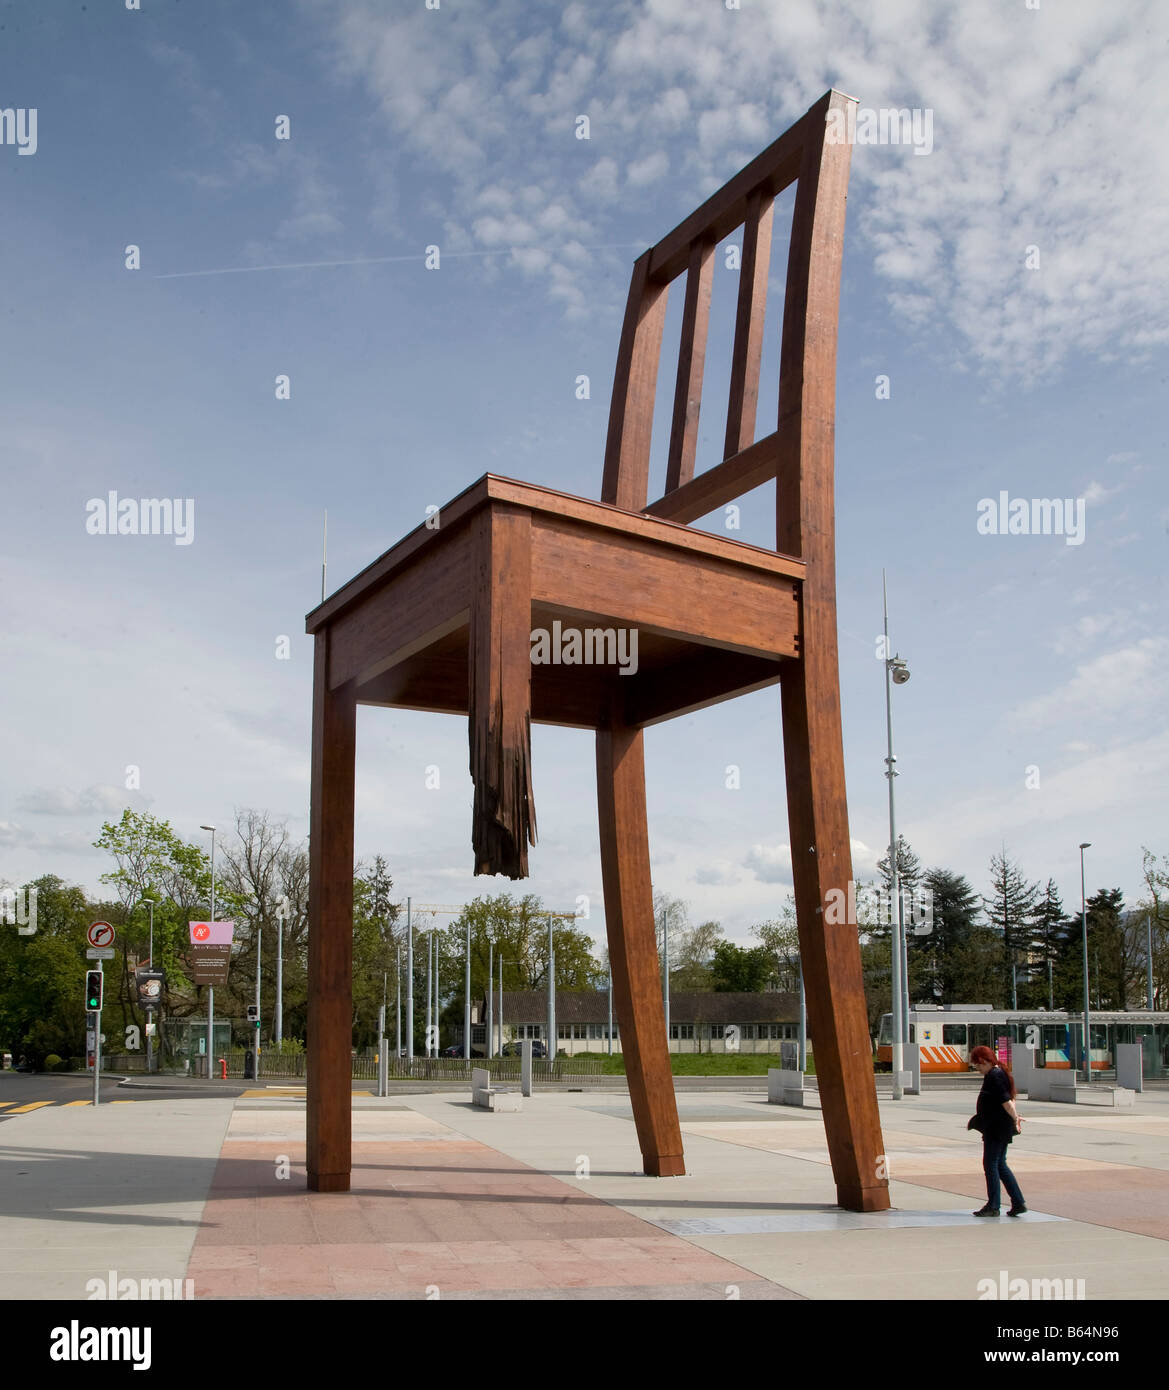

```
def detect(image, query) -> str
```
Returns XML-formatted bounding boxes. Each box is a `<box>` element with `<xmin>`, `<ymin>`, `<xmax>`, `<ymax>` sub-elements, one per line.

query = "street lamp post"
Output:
<box><xmin>882</xmin><ymin>572</ymin><xmax>911</xmax><ymax>1101</ymax></box>
<box><xmin>547</xmin><ymin>916</ymin><xmax>556</xmax><ymax>1063</ymax></box>
<box><xmin>425</xmin><ymin>930</ymin><xmax>433</xmax><ymax>1059</ymax></box>
<box><xmin>1079</xmin><ymin>843</ymin><xmax>1092</xmax><ymax>1084</ymax></box>
<box><xmin>433</xmin><ymin>934</ymin><xmax>440</xmax><ymax>1056</ymax></box>
<box><xmin>487</xmin><ymin>933</ymin><xmax>494</xmax><ymax>1059</ymax></box>
<box><xmin>275</xmin><ymin>911</ymin><xmax>283</xmax><ymax>1048</ymax></box>
<box><xmin>139</xmin><ymin>898</ymin><xmax>155</xmax><ymax>1073</ymax></box>
<box><xmin>200</xmin><ymin>825</ymin><xmax>217</xmax><ymax>1078</ymax></box>
<box><xmin>464</xmin><ymin>915</ymin><xmax>472</xmax><ymax>1061</ymax></box>
<box><xmin>406</xmin><ymin>897</ymin><xmax>413</xmax><ymax>1064</ymax></box>
<box><xmin>607</xmin><ymin>963</ymin><xmax>613</xmax><ymax>1058</ymax></box>
<box><xmin>1148</xmin><ymin>912</ymin><xmax>1156</xmax><ymax>1012</ymax></box>
<box><xmin>254</xmin><ymin>922</ymin><xmax>262</xmax><ymax>1080</ymax></box>
<box><xmin>662</xmin><ymin>909</ymin><xmax>670</xmax><ymax>1046</ymax></box>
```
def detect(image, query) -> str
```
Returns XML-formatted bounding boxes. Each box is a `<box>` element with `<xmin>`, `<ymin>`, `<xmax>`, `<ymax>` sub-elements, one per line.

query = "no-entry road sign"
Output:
<box><xmin>87</xmin><ymin>921</ymin><xmax>115</xmax><ymax>949</ymax></box>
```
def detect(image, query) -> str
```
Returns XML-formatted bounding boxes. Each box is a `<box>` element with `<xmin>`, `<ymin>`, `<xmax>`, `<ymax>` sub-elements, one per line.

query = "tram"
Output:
<box><xmin>876</xmin><ymin>1004</ymin><xmax>1169</xmax><ymax>1076</ymax></box>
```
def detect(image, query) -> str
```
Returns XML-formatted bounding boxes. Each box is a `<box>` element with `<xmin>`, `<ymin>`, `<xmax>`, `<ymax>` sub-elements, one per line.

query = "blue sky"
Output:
<box><xmin>2</xmin><ymin>0</ymin><xmax>1166</xmax><ymax>948</ymax></box>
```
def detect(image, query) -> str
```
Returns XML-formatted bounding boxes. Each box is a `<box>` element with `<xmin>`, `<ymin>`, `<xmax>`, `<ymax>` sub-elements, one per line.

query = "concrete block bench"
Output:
<box><xmin>472</xmin><ymin>1067</ymin><xmax>523</xmax><ymax>1112</ymax></box>
<box><xmin>1049</xmin><ymin>1080</ymin><xmax>1135</xmax><ymax>1107</ymax></box>
<box><xmin>767</xmin><ymin>1068</ymin><xmax>809</xmax><ymax>1107</ymax></box>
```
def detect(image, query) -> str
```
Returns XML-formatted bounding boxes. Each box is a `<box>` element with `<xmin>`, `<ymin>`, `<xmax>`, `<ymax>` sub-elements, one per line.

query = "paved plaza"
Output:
<box><xmin>3</xmin><ymin>1082</ymin><xmax>1168</xmax><ymax>1300</ymax></box>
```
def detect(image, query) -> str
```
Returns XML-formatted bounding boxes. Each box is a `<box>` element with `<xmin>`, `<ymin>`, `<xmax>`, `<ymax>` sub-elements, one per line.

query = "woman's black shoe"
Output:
<box><xmin>1007</xmin><ymin>1205</ymin><xmax>1028</xmax><ymax>1218</ymax></box>
<box><xmin>972</xmin><ymin>1206</ymin><xmax>1000</xmax><ymax>1217</ymax></box>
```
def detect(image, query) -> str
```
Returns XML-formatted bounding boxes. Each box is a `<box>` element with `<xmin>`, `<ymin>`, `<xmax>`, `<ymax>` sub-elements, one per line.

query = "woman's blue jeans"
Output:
<box><xmin>982</xmin><ymin>1135</ymin><xmax>1024</xmax><ymax>1210</ymax></box>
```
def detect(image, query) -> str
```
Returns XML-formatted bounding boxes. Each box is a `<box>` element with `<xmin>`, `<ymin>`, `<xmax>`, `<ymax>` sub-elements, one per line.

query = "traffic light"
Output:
<box><xmin>85</xmin><ymin>970</ymin><xmax>103</xmax><ymax>1011</ymax></box>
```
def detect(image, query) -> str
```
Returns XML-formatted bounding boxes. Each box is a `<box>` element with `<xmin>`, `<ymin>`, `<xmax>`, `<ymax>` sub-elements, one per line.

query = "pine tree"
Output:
<box><xmin>983</xmin><ymin>852</ymin><xmax>1039</xmax><ymax>1008</ymax></box>
<box><xmin>1025</xmin><ymin>879</ymin><xmax>1066</xmax><ymax>1009</ymax></box>
<box><xmin>1087</xmin><ymin>888</ymin><xmax>1126</xmax><ymax>1009</ymax></box>
<box><xmin>919</xmin><ymin>869</ymin><xmax>984</xmax><ymax>1002</ymax></box>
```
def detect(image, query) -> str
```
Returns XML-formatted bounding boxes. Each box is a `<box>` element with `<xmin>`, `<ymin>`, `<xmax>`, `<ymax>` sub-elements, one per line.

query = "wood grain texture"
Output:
<box><xmin>776</xmin><ymin>90</ymin><xmax>889</xmax><ymax>1213</ymax></box>
<box><xmin>469</xmin><ymin>505</ymin><xmax>536</xmax><ymax>879</ymax></box>
<box><xmin>530</xmin><ymin>516</ymin><xmax>799</xmax><ymax>658</ymax></box>
<box><xmin>643</xmin><ymin>432</ymin><xmax>782</xmax><ymax>527</ymax></box>
<box><xmin>307</xmin><ymin>629</ymin><xmax>356</xmax><ymax>1192</ymax></box>
<box><xmin>724</xmin><ymin>190</ymin><xmax>775</xmax><ymax>460</ymax></box>
<box><xmin>665</xmin><ymin>237</ymin><xmax>715</xmax><ymax>493</ymax></box>
<box><xmin>601</xmin><ymin>251</ymin><xmax>669</xmax><ymax>512</ymax></box>
<box><xmin>327</xmin><ymin>528</ymin><xmax>472</xmax><ymax>690</ymax></box>
<box><xmin>308</xmin><ymin>474</ymin><xmax>804</xmax><ymax>635</ymax></box>
<box><xmin>596</xmin><ymin>702</ymin><xmax>685</xmax><ymax>1177</ymax></box>
<box><xmin>646</xmin><ymin>91</ymin><xmax>839</xmax><ymax>284</ymax></box>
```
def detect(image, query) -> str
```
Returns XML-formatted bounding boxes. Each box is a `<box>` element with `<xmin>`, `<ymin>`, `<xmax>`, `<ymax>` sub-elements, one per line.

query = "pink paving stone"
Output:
<box><xmin>445</xmin><ymin>1241</ymin><xmax>536</xmax><ymax>1265</ymax></box>
<box><xmin>191</xmin><ymin>1270</ymin><xmax>260</xmax><ymax>1298</ymax></box>
<box><xmin>186</xmin><ymin>1246</ymin><xmax>259</xmax><ymax>1272</ymax></box>
<box><xmin>257</xmin><ymin>1273</ymin><xmax>338</xmax><ymax>1295</ymax></box>
<box><xmin>462</xmin><ymin>1262</ymin><xmax>550</xmax><ymax>1291</ymax></box>
<box><xmin>257</xmin><ymin>1243</ymin><xmax>340</xmax><ymax>1273</ymax></box>
<box><xmin>331</xmin><ymin>1268</ymin><xmax>429</xmax><ymax>1294</ymax></box>
<box><xmin>527</xmin><ymin>1260</ymin><xmax>616</xmax><ymax>1288</ymax></box>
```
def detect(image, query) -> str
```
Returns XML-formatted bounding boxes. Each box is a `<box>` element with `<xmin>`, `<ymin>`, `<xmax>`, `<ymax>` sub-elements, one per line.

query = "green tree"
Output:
<box><xmin>709</xmin><ymin>941</ymin><xmax>773</xmax><ymax>992</ymax></box>
<box><xmin>0</xmin><ymin>876</ymin><xmax>94</xmax><ymax>1065</ymax></box>
<box><xmin>437</xmin><ymin>894</ymin><xmax>602</xmax><ymax>1052</ymax></box>
<box><xmin>983</xmin><ymin>852</ymin><xmax>1039</xmax><ymax>1006</ymax></box>
<box><xmin>921</xmin><ymin>868</ymin><xmax>989</xmax><ymax>1003</ymax></box>
<box><xmin>1024</xmin><ymin>879</ymin><xmax>1066</xmax><ymax>1009</ymax></box>
<box><xmin>351</xmin><ymin>856</ymin><xmax>402</xmax><ymax>1049</ymax></box>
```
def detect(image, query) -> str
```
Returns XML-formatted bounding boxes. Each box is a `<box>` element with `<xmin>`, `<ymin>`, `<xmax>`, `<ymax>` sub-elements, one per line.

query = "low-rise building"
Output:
<box><xmin>457</xmin><ymin>989</ymin><xmax>803</xmax><ymax>1056</ymax></box>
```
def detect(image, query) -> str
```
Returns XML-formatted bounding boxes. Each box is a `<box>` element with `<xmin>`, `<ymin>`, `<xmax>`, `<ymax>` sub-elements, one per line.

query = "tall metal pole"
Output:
<box><xmin>434</xmin><ymin>936</ymin><xmax>440</xmax><ymax>1055</ymax></box>
<box><xmin>663</xmin><ymin>908</ymin><xmax>670</xmax><ymax>1045</ymax></box>
<box><xmin>406</xmin><ymin>897</ymin><xmax>413</xmax><ymax>1063</ymax></box>
<box><xmin>395</xmin><ymin>948</ymin><xmax>401</xmax><ymax>1059</ymax></box>
<box><xmin>883</xmin><ymin>573</ymin><xmax>903</xmax><ymax>1100</ymax></box>
<box><xmin>798</xmin><ymin>959</ymin><xmax>807</xmax><ymax>1073</ymax></box>
<box><xmin>1048</xmin><ymin>957</ymin><xmax>1053</xmax><ymax>1013</ymax></box>
<box><xmin>607</xmin><ymin>963</ymin><xmax>613</xmax><ymax>1057</ymax></box>
<box><xmin>201</xmin><ymin>825</ymin><xmax>217</xmax><ymax>1079</ymax></box>
<box><xmin>499</xmin><ymin>953</ymin><xmax>504</xmax><ymax>1056</ymax></box>
<box><xmin>143</xmin><ymin>899</ymin><xmax>155</xmax><ymax>1074</ymax></box>
<box><xmin>92</xmin><ymin>968</ymin><xmax>102</xmax><ymax>1106</ymax></box>
<box><xmin>275</xmin><ymin>912</ymin><xmax>283</xmax><ymax>1047</ymax></box>
<box><xmin>487</xmin><ymin>937</ymin><xmax>494</xmax><ymax>1058</ymax></box>
<box><xmin>1148</xmin><ymin>913</ymin><xmax>1156</xmax><ymax>1012</ymax></box>
<box><xmin>1080</xmin><ymin>843</ymin><xmax>1092</xmax><ymax>1084</ymax></box>
<box><xmin>254</xmin><ymin>924</ymin><xmax>262</xmax><ymax>1080</ymax></box>
<box><xmin>547</xmin><ymin>916</ymin><xmax>556</xmax><ymax>1060</ymax></box>
<box><xmin>1011</xmin><ymin>961</ymin><xmax>1017</xmax><ymax>1011</ymax></box>
<box><xmin>464</xmin><ymin>915</ymin><xmax>472</xmax><ymax>1061</ymax></box>
<box><xmin>425</xmin><ymin>930</ymin><xmax>433</xmax><ymax>1058</ymax></box>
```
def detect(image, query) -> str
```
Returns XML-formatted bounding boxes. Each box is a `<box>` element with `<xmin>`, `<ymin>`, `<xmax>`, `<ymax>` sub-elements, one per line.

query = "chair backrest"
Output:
<box><xmin>601</xmin><ymin>88</ymin><xmax>857</xmax><ymax>548</ymax></box>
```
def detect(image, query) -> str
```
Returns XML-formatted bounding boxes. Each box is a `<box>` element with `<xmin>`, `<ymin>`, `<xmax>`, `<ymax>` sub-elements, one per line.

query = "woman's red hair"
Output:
<box><xmin>970</xmin><ymin>1045</ymin><xmax>1017</xmax><ymax>1098</ymax></box>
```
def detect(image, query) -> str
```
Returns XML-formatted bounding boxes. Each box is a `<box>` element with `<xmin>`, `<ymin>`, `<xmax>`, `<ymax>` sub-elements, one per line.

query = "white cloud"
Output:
<box><xmin>17</xmin><ymin>786</ymin><xmax>141</xmax><ymax>817</ymax></box>
<box><xmin>312</xmin><ymin>0</ymin><xmax>1168</xmax><ymax>366</ymax></box>
<box><xmin>1011</xmin><ymin>638</ymin><xmax>1169</xmax><ymax>727</ymax></box>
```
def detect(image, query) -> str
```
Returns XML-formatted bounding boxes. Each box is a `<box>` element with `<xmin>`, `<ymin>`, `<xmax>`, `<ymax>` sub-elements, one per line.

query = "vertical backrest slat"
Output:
<box><xmin>664</xmin><ymin>237</ymin><xmax>716</xmax><ymax>494</ymax></box>
<box><xmin>601</xmin><ymin>251</ymin><xmax>669</xmax><ymax>512</ymax></box>
<box><xmin>600</xmin><ymin>90</ymin><xmax>854</xmax><ymax>523</ymax></box>
<box><xmin>724</xmin><ymin>189</ymin><xmax>775</xmax><ymax>461</ymax></box>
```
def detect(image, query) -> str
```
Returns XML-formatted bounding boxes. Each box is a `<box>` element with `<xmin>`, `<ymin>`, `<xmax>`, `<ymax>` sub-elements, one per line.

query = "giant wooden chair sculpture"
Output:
<box><xmin>305</xmin><ymin>89</ymin><xmax>890</xmax><ymax>1211</ymax></box>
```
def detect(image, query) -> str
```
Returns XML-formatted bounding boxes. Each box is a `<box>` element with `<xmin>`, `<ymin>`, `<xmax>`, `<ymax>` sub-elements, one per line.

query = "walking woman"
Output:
<box><xmin>967</xmin><ymin>1044</ymin><xmax>1026</xmax><ymax>1218</ymax></box>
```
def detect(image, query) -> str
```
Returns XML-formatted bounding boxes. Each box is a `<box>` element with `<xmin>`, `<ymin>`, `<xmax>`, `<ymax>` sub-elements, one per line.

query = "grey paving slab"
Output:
<box><xmin>0</xmin><ymin>1097</ymin><xmax>234</xmax><ymax>1299</ymax></box>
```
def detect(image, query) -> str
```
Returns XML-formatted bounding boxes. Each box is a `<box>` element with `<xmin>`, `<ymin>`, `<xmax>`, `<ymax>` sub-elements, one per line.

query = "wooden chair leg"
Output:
<box><xmin>780</xmin><ymin>659</ymin><xmax>890</xmax><ymax>1212</ymax></box>
<box><xmin>596</xmin><ymin>706</ymin><xmax>685</xmax><ymax>1177</ymax></box>
<box><xmin>307</xmin><ymin>630</ymin><xmax>356</xmax><ymax>1193</ymax></box>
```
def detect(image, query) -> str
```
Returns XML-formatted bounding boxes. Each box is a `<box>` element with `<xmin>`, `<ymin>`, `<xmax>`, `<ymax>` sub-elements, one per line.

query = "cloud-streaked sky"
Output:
<box><xmin>2</xmin><ymin>0</ymin><xmax>1166</xmax><ymax>949</ymax></box>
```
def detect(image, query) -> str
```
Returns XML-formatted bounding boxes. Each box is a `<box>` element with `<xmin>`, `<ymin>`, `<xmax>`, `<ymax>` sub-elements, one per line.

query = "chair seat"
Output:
<box><xmin>307</xmin><ymin>472</ymin><xmax>804</xmax><ymax>731</ymax></box>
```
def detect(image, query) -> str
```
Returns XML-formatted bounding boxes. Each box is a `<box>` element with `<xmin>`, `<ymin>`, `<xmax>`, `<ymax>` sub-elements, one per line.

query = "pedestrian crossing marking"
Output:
<box><xmin>8</xmin><ymin>1101</ymin><xmax>52</xmax><ymax>1112</ymax></box>
<box><xmin>64</xmin><ymin>1100</ymin><xmax>91</xmax><ymax>1106</ymax></box>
